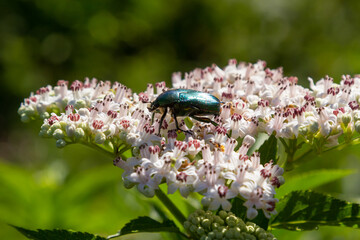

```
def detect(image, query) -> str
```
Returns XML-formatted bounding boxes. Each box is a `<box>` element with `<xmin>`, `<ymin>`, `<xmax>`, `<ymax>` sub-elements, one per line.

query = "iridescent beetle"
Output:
<box><xmin>148</xmin><ymin>89</ymin><xmax>220</xmax><ymax>135</ymax></box>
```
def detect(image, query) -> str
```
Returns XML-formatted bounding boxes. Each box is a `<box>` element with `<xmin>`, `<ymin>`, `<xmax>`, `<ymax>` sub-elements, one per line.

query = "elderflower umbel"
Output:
<box><xmin>20</xmin><ymin>59</ymin><xmax>360</xmax><ymax>218</ymax></box>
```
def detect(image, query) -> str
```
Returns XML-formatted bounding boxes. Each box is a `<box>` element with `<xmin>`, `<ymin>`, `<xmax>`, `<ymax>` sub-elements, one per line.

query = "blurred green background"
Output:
<box><xmin>1</xmin><ymin>0</ymin><xmax>360</xmax><ymax>239</ymax></box>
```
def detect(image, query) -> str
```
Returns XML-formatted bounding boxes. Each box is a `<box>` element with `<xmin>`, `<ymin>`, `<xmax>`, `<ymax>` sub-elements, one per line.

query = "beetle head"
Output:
<box><xmin>148</xmin><ymin>101</ymin><xmax>159</xmax><ymax>112</ymax></box>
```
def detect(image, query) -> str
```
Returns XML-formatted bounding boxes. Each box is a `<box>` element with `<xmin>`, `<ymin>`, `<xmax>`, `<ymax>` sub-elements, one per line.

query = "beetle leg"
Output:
<box><xmin>158</xmin><ymin>107</ymin><xmax>167</xmax><ymax>135</ymax></box>
<box><xmin>191</xmin><ymin>115</ymin><xmax>230</xmax><ymax>138</ymax></box>
<box><xmin>172</xmin><ymin>111</ymin><xmax>193</xmax><ymax>136</ymax></box>
<box><xmin>151</xmin><ymin>111</ymin><xmax>155</xmax><ymax>124</ymax></box>
<box><xmin>190</xmin><ymin>115</ymin><xmax>219</xmax><ymax>126</ymax></box>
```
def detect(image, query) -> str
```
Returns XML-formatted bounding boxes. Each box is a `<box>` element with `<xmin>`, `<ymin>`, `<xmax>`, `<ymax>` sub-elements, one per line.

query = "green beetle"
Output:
<box><xmin>148</xmin><ymin>89</ymin><xmax>220</xmax><ymax>135</ymax></box>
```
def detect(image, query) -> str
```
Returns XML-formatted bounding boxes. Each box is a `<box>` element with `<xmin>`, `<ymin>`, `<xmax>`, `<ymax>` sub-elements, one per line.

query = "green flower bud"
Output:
<box><xmin>123</xmin><ymin>178</ymin><xmax>136</xmax><ymax>189</ymax></box>
<box><xmin>353</xmin><ymin>111</ymin><xmax>360</xmax><ymax>121</ymax></box>
<box><xmin>75</xmin><ymin>99</ymin><xmax>86</xmax><ymax>109</ymax></box>
<box><xmin>59</xmin><ymin>121</ymin><xmax>67</xmax><ymax>128</ymax></box>
<box><xmin>342</xmin><ymin>113</ymin><xmax>351</xmax><ymax>127</ymax></box>
<box><xmin>214</xmin><ymin>216</ymin><xmax>224</xmax><ymax>225</ymax></box>
<box><xmin>355</xmin><ymin>121</ymin><xmax>360</xmax><ymax>133</ymax></box>
<box><xmin>78</xmin><ymin>122</ymin><xmax>88</xmax><ymax>130</ymax></box>
<box><xmin>224</xmin><ymin>228</ymin><xmax>234</xmax><ymax>238</ymax></box>
<box><xmin>39</xmin><ymin>111</ymin><xmax>50</xmax><ymax>119</ymax></box>
<box><xmin>56</xmin><ymin>139</ymin><xmax>66</xmax><ymax>148</ymax></box>
<box><xmin>309</xmin><ymin>121</ymin><xmax>319</xmax><ymax>133</ymax></box>
<box><xmin>211</xmin><ymin>222</ymin><xmax>219</xmax><ymax>230</ymax></box>
<box><xmin>20</xmin><ymin>113</ymin><xmax>31</xmax><ymax>123</ymax></box>
<box><xmin>246</xmin><ymin>223</ymin><xmax>256</xmax><ymax>234</ymax></box>
<box><xmin>207</xmin><ymin>231</ymin><xmax>215</xmax><ymax>238</ymax></box>
<box><xmin>219</xmin><ymin>210</ymin><xmax>228</xmax><ymax>219</ymax></box>
<box><xmin>196</xmin><ymin>226</ymin><xmax>205</xmax><ymax>235</ymax></box>
<box><xmin>53</xmin><ymin>129</ymin><xmax>65</xmax><ymax>139</ymax></box>
<box><xmin>48</xmin><ymin>122</ymin><xmax>61</xmax><ymax>135</ymax></box>
<box><xmin>95</xmin><ymin>132</ymin><xmax>106</xmax><ymax>144</ymax></box>
<box><xmin>74</xmin><ymin>128</ymin><xmax>85</xmax><ymax>140</ymax></box>
<box><xmin>298</xmin><ymin>125</ymin><xmax>308</xmax><ymax>136</ymax></box>
<box><xmin>184</xmin><ymin>221</ymin><xmax>191</xmax><ymax>230</ymax></box>
<box><xmin>189</xmin><ymin>225</ymin><xmax>197</xmax><ymax>233</ymax></box>
<box><xmin>191</xmin><ymin>217</ymin><xmax>200</xmax><ymax>225</ymax></box>
<box><xmin>201</xmin><ymin>219</ymin><xmax>212</xmax><ymax>229</ymax></box>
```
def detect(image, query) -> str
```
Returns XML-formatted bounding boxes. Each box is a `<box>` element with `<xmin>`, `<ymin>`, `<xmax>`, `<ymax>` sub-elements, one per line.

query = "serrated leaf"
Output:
<box><xmin>12</xmin><ymin>226</ymin><xmax>106</xmax><ymax>240</ymax></box>
<box><xmin>258</xmin><ymin>134</ymin><xmax>277</xmax><ymax>164</ymax></box>
<box><xmin>276</xmin><ymin>169</ymin><xmax>355</xmax><ymax>198</ymax></box>
<box><xmin>119</xmin><ymin>216</ymin><xmax>181</xmax><ymax>236</ymax></box>
<box><xmin>270</xmin><ymin>190</ymin><xmax>360</xmax><ymax>230</ymax></box>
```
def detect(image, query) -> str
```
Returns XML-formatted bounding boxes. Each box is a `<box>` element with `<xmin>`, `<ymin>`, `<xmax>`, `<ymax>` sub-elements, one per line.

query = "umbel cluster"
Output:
<box><xmin>19</xmin><ymin>59</ymin><xmax>360</xmax><ymax>219</ymax></box>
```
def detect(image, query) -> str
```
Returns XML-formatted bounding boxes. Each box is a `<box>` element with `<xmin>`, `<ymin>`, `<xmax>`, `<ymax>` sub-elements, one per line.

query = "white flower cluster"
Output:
<box><xmin>19</xmin><ymin>59</ymin><xmax>360</xmax><ymax>218</ymax></box>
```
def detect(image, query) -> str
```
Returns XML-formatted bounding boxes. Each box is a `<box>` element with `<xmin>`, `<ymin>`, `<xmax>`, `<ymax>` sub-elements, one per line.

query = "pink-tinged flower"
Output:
<box><xmin>206</xmin><ymin>184</ymin><xmax>237</xmax><ymax>211</ymax></box>
<box><xmin>167</xmin><ymin>167</ymin><xmax>198</xmax><ymax>198</ymax></box>
<box><xmin>126</xmin><ymin>166</ymin><xmax>158</xmax><ymax>197</ymax></box>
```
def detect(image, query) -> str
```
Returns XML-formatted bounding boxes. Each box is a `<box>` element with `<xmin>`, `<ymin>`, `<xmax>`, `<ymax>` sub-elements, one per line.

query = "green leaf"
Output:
<box><xmin>119</xmin><ymin>216</ymin><xmax>181</xmax><ymax>236</ymax></box>
<box><xmin>258</xmin><ymin>134</ymin><xmax>277</xmax><ymax>164</ymax></box>
<box><xmin>230</xmin><ymin>197</ymin><xmax>247</xmax><ymax>220</ymax></box>
<box><xmin>230</xmin><ymin>197</ymin><xmax>269</xmax><ymax>230</ymax></box>
<box><xmin>12</xmin><ymin>226</ymin><xmax>106</xmax><ymax>240</ymax></box>
<box><xmin>276</xmin><ymin>169</ymin><xmax>355</xmax><ymax>198</ymax></box>
<box><xmin>270</xmin><ymin>190</ymin><xmax>360</xmax><ymax>230</ymax></box>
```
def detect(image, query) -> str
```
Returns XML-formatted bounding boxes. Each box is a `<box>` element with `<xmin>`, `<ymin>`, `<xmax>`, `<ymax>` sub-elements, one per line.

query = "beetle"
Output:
<box><xmin>148</xmin><ymin>89</ymin><xmax>220</xmax><ymax>135</ymax></box>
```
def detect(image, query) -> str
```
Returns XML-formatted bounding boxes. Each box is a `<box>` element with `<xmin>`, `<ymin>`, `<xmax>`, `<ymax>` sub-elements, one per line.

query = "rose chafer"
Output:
<box><xmin>148</xmin><ymin>89</ymin><xmax>220</xmax><ymax>134</ymax></box>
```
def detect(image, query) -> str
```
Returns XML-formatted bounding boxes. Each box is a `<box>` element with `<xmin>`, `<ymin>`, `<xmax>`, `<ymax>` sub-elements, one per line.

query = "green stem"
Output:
<box><xmin>155</xmin><ymin>189</ymin><xmax>187</xmax><ymax>225</ymax></box>
<box><xmin>80</xmin><ymin>141</ymin><xmax>115</xmax><ymax>158</ymax></box>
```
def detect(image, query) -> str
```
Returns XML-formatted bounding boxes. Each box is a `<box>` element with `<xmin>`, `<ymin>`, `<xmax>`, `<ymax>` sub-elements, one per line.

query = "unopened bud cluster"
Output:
<box><xmin>184</xmin><ymin>210</ymin><xmax>276</xmax><ymax>240</ymax></box>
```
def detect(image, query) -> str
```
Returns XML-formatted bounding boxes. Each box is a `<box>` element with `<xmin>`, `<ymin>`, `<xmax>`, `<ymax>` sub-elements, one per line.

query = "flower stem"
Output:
<box><xmin>155</xmin><ymin>189</ymin><xmax>187</xmax><ymax>225</ymax></box>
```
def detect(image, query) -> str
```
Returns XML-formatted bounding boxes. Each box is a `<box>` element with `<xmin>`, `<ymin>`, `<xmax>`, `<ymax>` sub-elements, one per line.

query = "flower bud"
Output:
<box><xmin>78</xmin><ymin>108</ymin><xmax>90</xmax><ymax>117</ymax></box>
<box><xmin>39</xmin><ymin>112</ymin><xmax>50</xmax><ymax>119</ymax></box>
<box><xmin>183</xmin><ymin>221</ymin><xmax>191</xmax><ymax>230</ymax></box>
<box><xmin>75</xmin><ymin>99</ymin><xmax>86</xmax><ymax>109</ymax></box>
<box><xmin>140</xmin><ymin>187</ymin><xmax>155</xmax><ymax>198</ymax></box>
<box><xmin>73</xmin><ymin>128</ymin><xmax>85</xmax><ymax>140</ymax></box>
<box><xmin>342</xmin><ymin>113</ymin><xmax>351</xmax><ymax>127</ymax></box>
<box><xmin>20</xmin><ymin>113</ymin><xmax>30</xmax><ymax>123</ymax></box>
<box><xmin>196</xmin><ymin>226</ymin><xmax>205</xmax><ymax>235</ymax></box>
<box><xmin>353</xmin><ymin>110</ymin><xmax>360</xmax><ymax>121</ymax></box>
<box><xmin>123</xmin><ymin>178</ymin><xmax>136</xmax><ymax>189</ymax></box>
<box><xmin>53</xmin><ymin>129</ymin><xmax>65</xmax><ymax>139</ymax></box>
<box><xmin>219</xmin><ymin>210</ymin><xmax>228</xmax><ymax>220</ymax></box>
<box><xmin>95</xmin><ymin>132</ymin><xmax>106</xmax><ymax>144</ymax></box>
<box><xmin>355</xmin><ymin>121</ymin><xmax>360</xmax><ymax>133</ymax></box>
<box><xmin>309</xmin><ymin>121</ymin><xmax>319</xmax><ymax>133</ymax></box>
<box><xmin>39</xmin><ymin>124</ymin><xmax>51</xmax><ymax>137</ymax></box>
<box><xmin>48</xmin><ymin>122</ymin><xmax>61</xmax><ymax>135</ymax></box>
<box><xmin>298</xmin><ymin>125</ymin><xmax>308</xmax><ymax>136</ymax></box>
<box><xmin>56</xmin><ymin>139</ymin><xmax>66</xmax><ymax>148</ymax></box>
<box><xmin>66</xmin><ymin>124</ymin><xmax>76</xmax><ymax>137</ymax></box>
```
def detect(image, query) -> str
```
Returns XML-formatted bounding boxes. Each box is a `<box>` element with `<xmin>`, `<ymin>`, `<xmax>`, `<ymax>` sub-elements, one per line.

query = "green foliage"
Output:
<box><xmin>276</xmin><ymin>169</ymin><xmax>356</xmax><ymax>198</ymax></box>
<box><xmin>258</xmin><ymin>134</ymin><xmax>278</xmax><ymax>164</ymax></box>
<box><xmin>13</xmin><ymin>226</ymin><xmax>106</xmax><ymax>240</ymax></box>
<box><xmin>270</xmin><ymin>190</ymin><xmax>360</xmax><ymax>230</ymax></box>
<box><xmin>118</xmin><ymin>217</ymin><xmax>181</xmax><ymax>236</ymax></box>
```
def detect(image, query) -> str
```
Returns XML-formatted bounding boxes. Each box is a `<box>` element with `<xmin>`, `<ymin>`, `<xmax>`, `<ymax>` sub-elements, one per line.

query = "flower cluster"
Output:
<box><xmin>114</xmin><ymin>136</ymin><xmax>283</xmax><ymax>219</ymax></box>
<box><xmin>184</xmin><ymin>209</ymin><xmax>277</xmax><ymax>240</ymax></box>
<box><xmin>21</xmin><ymin>59</ymin><xmax>360</xmax><ymax>218</ymax></box>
